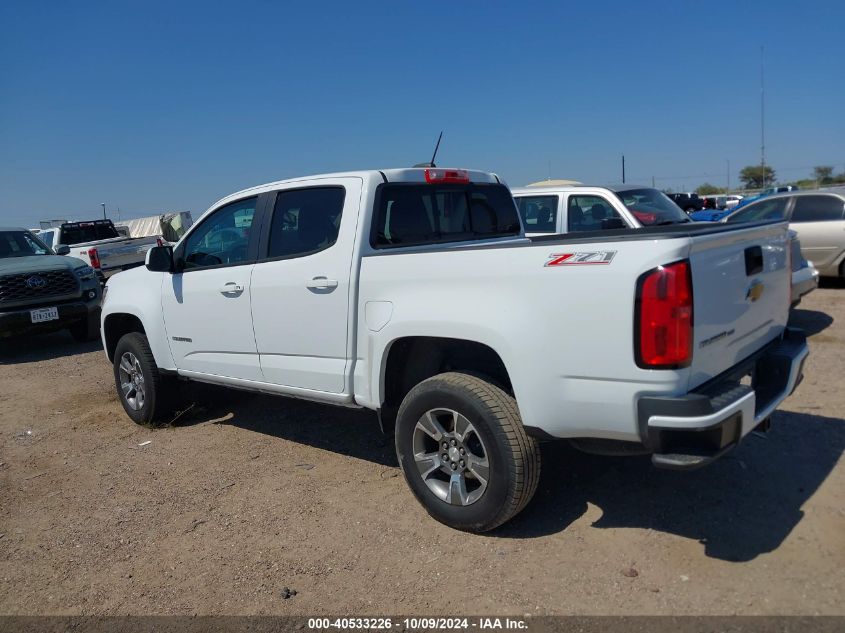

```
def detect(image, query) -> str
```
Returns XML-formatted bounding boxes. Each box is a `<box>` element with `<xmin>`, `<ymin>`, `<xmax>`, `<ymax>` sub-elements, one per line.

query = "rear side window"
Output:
<box><xmin>515</xmin><ymin>195</ymin><xmax>558</xmax><ymax>233</ymax></box>
<box><xmin>267</xmin><ymin>187</ymin><xmax>345</xmax><ymax>258</ymax></box>
<box><xmin>568</xmin><ymin>195</ymin><xmax>623</xmax><ymax>232</ymax></box>
<box><xmin>373</xmin><ymin>184</ymin><xmax>520</xmax><ymax>248</ymax></box>
<box><xmin>726</xmin><ymin>197</ymin><xmax>789</xmax><ymax>223</ymax></box>
<box><xmin>790</xmin><ymin>195</ymin><xmax>845</xmax><ymax>223</ymax></box>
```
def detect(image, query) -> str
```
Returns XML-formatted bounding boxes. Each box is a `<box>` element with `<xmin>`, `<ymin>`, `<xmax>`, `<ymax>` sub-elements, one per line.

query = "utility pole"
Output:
<box><xmin>621</xmin><ymin>155</ymin><xmax>626</xmax><ymax>184</ymax></box>
<box><xmin>101</xmin><ymin>203</ymin><xmax>106</xmax><ymax>220</ymax></box>
<box><xmin>726</xmin><ymin>159</ymin><xmax>730</xmax><ymax>193</ymax></box>
<box><xmin>760</xmin><ymin>45</ymin><xmax>766</xmax><ymax>188</ymax></box>
<box><xmin>652</xmin><ymin>175</ymin><xmax>655</xmax><ymax>188</ymax></box>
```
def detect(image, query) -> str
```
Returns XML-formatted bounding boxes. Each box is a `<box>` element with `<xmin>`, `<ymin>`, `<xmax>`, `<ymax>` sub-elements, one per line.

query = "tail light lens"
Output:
<box><xmin>424</xmin><ymin>168</ymin><xmax>470</xmax><ymax>184</ymax></box>
<box><xmin>635</xmin><ymin>260</ymin><xmax>693</xmax><ymax>368</ymax></box>
<box><xmin>786</xmin><ymin>239</ymin><xmax>793</xmax><ymax>307</ymax></box>
<box><xmin>88</xmin><ymin>248</ymin><xmax>101</xmax><ymax>269</ymax></box>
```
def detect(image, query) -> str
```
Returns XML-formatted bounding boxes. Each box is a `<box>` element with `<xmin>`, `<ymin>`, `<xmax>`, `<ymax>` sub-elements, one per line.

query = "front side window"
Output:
<box><xmin>726</xmin><ymin>197</ymin><xmax>789</xmax><ymax>223</ymax></box>
<box><xmin>373</xmin><ymin>184</ymin><xmax>520</xmax><ymax>248</ymax></box>
<box><xmin>267</xmin><ymin>187</ymin><xmax>345</xmax><ymax>259</ymax></box>
<box><xmin>181</xmin><ymin>197</ymin><xmax>257</xmax><ymax>269</ymax></box>
<box><xmin>567</xmin><ymin>195</ymin><xmax>623</xmax><ymax>232</ymax></box>
<box><xmin>515</xmin><ymin>195</ymin><xmax>558</xmax><ymax>233</ymax></box>
<box><xmin>790</xmin><ymin>195</ymin><xmax>845</xmax><ymax>223</ymax></box>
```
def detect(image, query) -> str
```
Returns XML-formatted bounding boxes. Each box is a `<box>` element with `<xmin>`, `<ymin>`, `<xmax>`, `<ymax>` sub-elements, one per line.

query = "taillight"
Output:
<box><xmin>424</xmin><ymin>168</ymin><xmax>470</xmax><ymax>184</ymax></box>
<box><xmin>786</xmin><ymin>240</ymin><xmax>793</xmax><ymax>308</ymax></box>
<box><xmin>635</xmin><ymin>260</ymin><xmax>693</xmax><ymax>368</ymax></box>
<box><xmin>88</xmin><ymin>248</ymin><xmax>101</xmax><ymax>269</ymax></box>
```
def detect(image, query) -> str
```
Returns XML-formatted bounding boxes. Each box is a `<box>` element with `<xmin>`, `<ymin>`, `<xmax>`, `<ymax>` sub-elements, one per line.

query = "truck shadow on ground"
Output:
<box><xmin>175</xmin><ymin>385</ymin><xmax>397</xmax><ymax>467</ymax></box>
<box><xmin>788</xmin><ymin>307</ymin><xmax>834</xmax><ymax>337</ymax></box>
<box><xmin>176</xmin><ymin>387</ymin><xmax>843</xmax><ymax>562</ymax></box>
<box><xmin>0</xmin><ymin>331</ymin><xmax>103</xmax><ymax>364</ymax></box>
<box><xmin>499</xmin><ymin>410</ymin><xmax>845</xmax><ymax>562</ymax></box>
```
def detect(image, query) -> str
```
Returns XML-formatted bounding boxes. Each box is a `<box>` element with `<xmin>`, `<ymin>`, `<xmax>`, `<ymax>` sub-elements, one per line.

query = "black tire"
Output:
<box><xmin>69</xmin><ymin>313</ymin><xmax>100</xmax><ymax>343</ymax></box>
<box><xmin>395</xmin><ymin>372</ymin><xmax>540</xmax><ymax>532</ymax></box>
<box><xmin>112</xmin><ymin>332</ymin><xmax>176</xmax><ymax>426</ymax></box>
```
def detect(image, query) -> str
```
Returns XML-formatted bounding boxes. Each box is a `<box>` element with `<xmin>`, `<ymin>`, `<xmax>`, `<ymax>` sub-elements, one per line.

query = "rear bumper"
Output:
<box><xmin>0</xmin><ymin>299</ymin><xmax>100</xmax><ymax>338</ymax></box>
<box><xmin>637</xmin><ymin>328</ymin><xmax>808</xmax><ymax>470</ymax></box>
<box><xmin>791</xmin><ymin>265</ymin><xmax>819</xmax><ymax>306</ymax></box>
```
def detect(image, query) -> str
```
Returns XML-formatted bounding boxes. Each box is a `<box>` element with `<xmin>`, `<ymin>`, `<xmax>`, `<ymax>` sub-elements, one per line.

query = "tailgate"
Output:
<box><xmin>688</xmin><ymin>222</ymin><xmax>791</xmax><ymax>389</ymax></box>
<box><xmin>95</xmin><ymin>239</ymin><xmax>157</xmax><ymax>272</ymax></box>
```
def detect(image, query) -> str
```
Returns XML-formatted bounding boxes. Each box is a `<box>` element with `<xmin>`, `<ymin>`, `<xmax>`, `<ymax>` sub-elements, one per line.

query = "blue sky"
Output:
<box><xmin>2</xmin><ymin>0</ymin><xmax>843</xmax><ymax>226</ymax></box>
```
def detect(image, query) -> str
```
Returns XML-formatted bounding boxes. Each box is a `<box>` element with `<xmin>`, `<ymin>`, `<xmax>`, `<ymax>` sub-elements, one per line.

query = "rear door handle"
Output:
<box><xmin>220</xmin><ymin>282</ymin><xmax>244</xmax><ymax>294</ymax></box>
<box><xmin>306</xmin><ymin>276</ymin><xmax>338</xmax><ymax>290</ymax></box>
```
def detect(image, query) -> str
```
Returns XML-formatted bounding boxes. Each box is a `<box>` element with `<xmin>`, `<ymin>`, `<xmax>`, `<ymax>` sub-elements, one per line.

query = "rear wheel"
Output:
<box><xmin>395</xmin><ymin>372</ymin><xmax>540</xmax><ymax>532</ymax></box>
<box><xmin>113</xmin><ymin>332</ymin><xmax>176</xmax><ymax>426</ymax></box>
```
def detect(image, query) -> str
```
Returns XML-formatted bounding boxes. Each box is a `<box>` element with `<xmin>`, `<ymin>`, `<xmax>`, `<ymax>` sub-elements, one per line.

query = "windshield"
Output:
<box><xmin>725</xmin><ymin>197</ymin><xmax>789</xmax><ymax>223</ymax></box>
<box><xmin>0</xmin><ymin>230</ymin><xmax>53</xmax><ymax>258</ymax></box>
<box><xmin>613</xmin><ymin>188</ymin><xmax>690</xmax><ymax>225</ymax></box>
<box><xmin>59</xmin><ymin>222</ymin><xmax>120</xmax><ymax>245</ymax></box>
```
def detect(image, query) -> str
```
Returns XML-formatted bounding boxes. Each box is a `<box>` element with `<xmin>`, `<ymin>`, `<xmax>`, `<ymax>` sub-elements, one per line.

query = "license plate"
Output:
<box><xmin>30</xmin><ymin>307</ymin><xmax>59</xmax><ymax>323</ymax></box>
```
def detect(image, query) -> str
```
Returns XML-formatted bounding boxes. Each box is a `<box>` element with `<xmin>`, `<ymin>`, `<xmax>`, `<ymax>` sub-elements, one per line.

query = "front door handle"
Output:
<box><xmin>306</xmin><ymin>276</ymin><xmax>339</xmax><ymax>290</ymax></box>
<box><xmin>220</xmin><ymin>281</ymin><xmax>244</xmax><ymax>295</ymax></box>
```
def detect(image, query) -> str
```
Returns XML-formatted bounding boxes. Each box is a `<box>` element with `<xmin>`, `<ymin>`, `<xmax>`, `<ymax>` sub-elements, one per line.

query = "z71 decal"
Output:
<box><xmin>545</xmin><ymin>251</ymin><xmax>617</xmax><ymax>267</ymax></box>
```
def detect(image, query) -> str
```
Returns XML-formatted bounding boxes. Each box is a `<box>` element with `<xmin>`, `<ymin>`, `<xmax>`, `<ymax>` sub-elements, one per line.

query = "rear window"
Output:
<box><xmin>613</xmin><ymin>188</ymin><xmax>690</xmax><ymax>225</ymax></box>
<box><xmin>372</xmin><ymin>183</ymin><xmax>521</xmax><ymax>248</ymax></box>
<box><xmin>515</xmin><ymin>195</ymin><xmax>558</xmax><ymax>233</ymax></box>
<box><xmin>790</xmin><ymin>195</ymin><xmax>845</xmax><ymax>223</ymax></box>
<box><xmin>60</xmin><ymin>222</ymin><xmax>120</xmax><ymax>245</ymax></box>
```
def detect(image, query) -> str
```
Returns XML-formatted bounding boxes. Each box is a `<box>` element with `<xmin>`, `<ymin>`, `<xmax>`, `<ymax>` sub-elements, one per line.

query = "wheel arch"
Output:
<box><xmin>103</xmin><ymin>312</ymin><xmax>147</xmax><ymax>361</ymax></box>
<box><xmin>377</xmin><ymin>336</ymin><xmax>513</xmax><ymax>434</ymax></box>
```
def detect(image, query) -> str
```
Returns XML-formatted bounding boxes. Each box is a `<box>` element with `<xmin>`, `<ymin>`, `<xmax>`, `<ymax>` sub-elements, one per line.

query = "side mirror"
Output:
<box><xmin>146</xmin><ymin>245</ymin><xmax>174</xmax><ymax>272</ymax></box>
<box><xmin>55</xmin><ymin>245</ymin><xmax>70</xmax><ymax>255</ymax></box>
<box><xmin>601</xmin><ymin>217</ymin><xmax>626</xmax><ymax>230</ymax></box>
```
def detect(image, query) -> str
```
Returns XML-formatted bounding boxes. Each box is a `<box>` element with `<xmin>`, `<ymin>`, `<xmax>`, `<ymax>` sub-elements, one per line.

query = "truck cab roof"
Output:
<box><xmin>214</xmin><ymin>168</ymin><xmax>502</xmax><ymax>211</ymax></box>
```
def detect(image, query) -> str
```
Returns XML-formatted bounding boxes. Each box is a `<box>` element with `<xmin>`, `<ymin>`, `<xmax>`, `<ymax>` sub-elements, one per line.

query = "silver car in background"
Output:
<box><xmin>724</xmin><ymin>191</ymin><xmax>845</xmax><ymax>278</ymax></box>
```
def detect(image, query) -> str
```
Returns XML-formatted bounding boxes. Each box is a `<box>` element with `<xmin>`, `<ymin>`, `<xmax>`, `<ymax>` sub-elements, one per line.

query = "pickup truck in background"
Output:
<box><xmin>667</xmin><ymin>192</ymin><xmax>705</xmax><ymax>213</ymax></box>
<box><xmin>1</xmin><ymin>227</ymin><xmax>102</xmax><ymax>341</ymax></box>
<box><xmin>100</xmin><ymin>167</ymin><xmax>808</xmax><ymax>532</ymax></box>
<box><xmin>38</xmin><ymin>219</ymin><xmax>163</xmax><ymax>280</ymax></box>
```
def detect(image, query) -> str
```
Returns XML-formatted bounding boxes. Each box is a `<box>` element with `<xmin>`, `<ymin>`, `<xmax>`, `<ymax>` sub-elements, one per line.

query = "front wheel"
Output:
<box><xmin>113</xmin><ymin>332</ymin><xmax>176</xmax><ymax>426</ymax></box>
<box><xmin>395</xmin><ymin>372</ymin><xmax>540</xmax><ymax>532</ymax></box>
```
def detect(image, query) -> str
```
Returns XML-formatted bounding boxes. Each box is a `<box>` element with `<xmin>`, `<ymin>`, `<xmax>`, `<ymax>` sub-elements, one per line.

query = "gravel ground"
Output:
<box><xmin>1</xmin><ymin>283</ymin><xmax>843</xmax><ymax>616</ymax></box>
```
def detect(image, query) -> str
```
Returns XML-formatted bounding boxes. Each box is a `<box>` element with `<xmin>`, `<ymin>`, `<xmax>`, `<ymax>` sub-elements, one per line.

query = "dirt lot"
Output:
<box><xmin>1</xmin><ymin>285</ymin><xmax>843</xmax><ymax>616</ymax></box>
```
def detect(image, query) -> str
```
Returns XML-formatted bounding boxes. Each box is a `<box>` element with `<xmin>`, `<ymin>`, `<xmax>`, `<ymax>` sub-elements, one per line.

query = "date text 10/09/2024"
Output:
<box><xmin>307</xmin><ymin>618</ymin><xmax>528</xmax><ymax>630</ymax></box>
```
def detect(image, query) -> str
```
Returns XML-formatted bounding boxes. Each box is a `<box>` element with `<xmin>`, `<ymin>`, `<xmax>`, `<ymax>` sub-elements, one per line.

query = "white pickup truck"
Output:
<box><xmin>38</xmin><ymin>219</ymin><xmax>163</xmax><ymax>280</ymax></box>
<box><xmin>100</xmin><ymin>167</ymin><xmax>809</xmax><ymax>532</ymax></box>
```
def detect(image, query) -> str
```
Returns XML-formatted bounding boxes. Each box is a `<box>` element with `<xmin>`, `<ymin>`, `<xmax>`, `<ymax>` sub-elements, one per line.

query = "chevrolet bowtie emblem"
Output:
<box><xmin>746</xmin><ymin>280</ymin><xmax>765</xmax><ymax>302</ymax></box>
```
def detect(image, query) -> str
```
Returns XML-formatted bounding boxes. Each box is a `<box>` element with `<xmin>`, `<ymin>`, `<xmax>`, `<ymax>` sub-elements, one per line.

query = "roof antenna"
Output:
<box><xmin>413</xmin><ymin>131</ymin><xmax>443</xmax><ymax>168</ymax></box>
